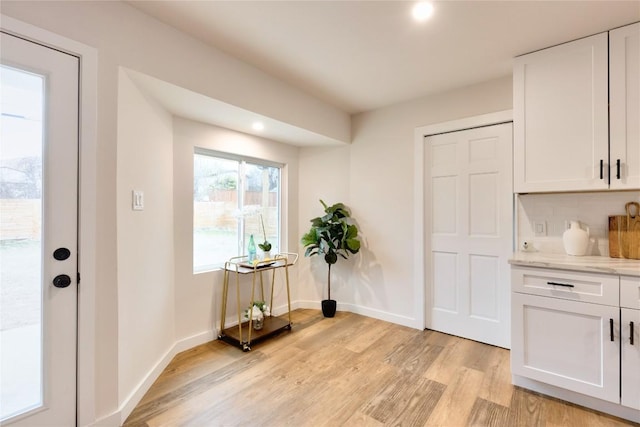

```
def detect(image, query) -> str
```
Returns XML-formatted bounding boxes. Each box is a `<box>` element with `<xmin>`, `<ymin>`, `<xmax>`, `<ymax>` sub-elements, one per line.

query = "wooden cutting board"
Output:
<box><xmin>609</xmin><ymin>202</ymin><xmax>640</xmax><ymax>259</ymax></box>
<box><xmin>624</xmin><ymin>202</ymin><xmax>640</xmax><ymax>259</ymax></box>
<box><xmin>608</xmin><ymin>215</ymin><xmax>626</xmax><ymax>258</ymax></box>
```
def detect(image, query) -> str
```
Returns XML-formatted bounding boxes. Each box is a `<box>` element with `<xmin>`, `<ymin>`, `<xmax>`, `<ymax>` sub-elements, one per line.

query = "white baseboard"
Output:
<box><xmin>172</xmin><ymin>330</ymin><xmax>216</xmax><ymax>356</ymax></box>
<box><xmin>87</xmin><ymin>410</ymin><xmax>120</xmax><ymax>427</ymax></box>
<box><xmin>295</xmin><ymin>299</ymin><xmax>321</xmax><ymax>311</ymax></box>
<box><xmin>115</xmin><ymin>330</ymin><xmax>214</xmax><ymax>426</ymax></box>
<box><xmin>296</xmin><ymin>299</ymin><xmax>420</xmax><ymax>329</ymax></box>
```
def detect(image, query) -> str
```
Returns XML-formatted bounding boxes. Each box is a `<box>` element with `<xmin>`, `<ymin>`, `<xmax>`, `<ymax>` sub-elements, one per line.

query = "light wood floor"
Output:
<box><xmin>124</xmin><ymin>309</ymin><xmax>638</xmax><ymax>427</ymax></box>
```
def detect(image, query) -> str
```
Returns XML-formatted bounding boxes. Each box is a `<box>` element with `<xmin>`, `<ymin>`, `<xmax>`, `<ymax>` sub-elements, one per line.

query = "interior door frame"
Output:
<box><xmin>413</xmin><ymin>110</ymin><xmax>513</xmax><ymax>331</ymax></box>
<box><xmin>1</xmin><ymin>15</ymin><xmax>98</xmax><ymax>427</ymax></box>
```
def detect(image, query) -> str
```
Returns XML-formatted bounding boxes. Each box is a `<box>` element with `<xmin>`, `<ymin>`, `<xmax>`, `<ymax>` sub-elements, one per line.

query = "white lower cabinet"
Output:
<box><xmin>621</xmin><ymin>276</ymin><xmax>640</xmax><ymax>410</ymax></box>
<box><xmin>512</xmin><ymin>266</ymin><xmax>640</xmax><ymax>420</ymax></box>
<box><xmin>622</xmin><ymin>308</ymin><xmax>640</xmax><ymax>410</ymax></box>
<box><xmin>512</xmin><ymin>292</ymin><xmax>619</xmax><ymax>403</ymax></box>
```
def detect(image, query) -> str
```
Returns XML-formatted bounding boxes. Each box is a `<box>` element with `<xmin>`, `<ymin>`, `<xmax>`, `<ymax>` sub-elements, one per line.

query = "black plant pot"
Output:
<box><xmin>321</xmin><ymin>299</ymin><xmax>337</xmax><ymax>318</ymax></box>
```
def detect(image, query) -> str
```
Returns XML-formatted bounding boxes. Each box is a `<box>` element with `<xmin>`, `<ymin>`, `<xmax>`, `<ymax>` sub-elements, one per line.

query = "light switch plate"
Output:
<box><xmin>132</xmin><ymin>190</ymin><xmax>144</xmax><ymax>211</ymax></box>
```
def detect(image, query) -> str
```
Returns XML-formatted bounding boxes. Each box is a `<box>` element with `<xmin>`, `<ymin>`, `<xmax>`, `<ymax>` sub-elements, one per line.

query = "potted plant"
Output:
<box><xmin>258</xmin><ymin>213</ymin><xmax>272</xmax><ymax>259</ymax></box>
<box><xmin>301</xmin><ymin>200</ymin><xmax>360</xmax><ymax>317</ymax></box>
<box><xmin>243</xmin><ymin>300</ymin><xmax>270</xmax><ymax>330</ymax></box>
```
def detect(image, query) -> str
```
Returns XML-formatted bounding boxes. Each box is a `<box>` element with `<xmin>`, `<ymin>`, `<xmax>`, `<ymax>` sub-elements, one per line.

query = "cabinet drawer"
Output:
<box><xmin>511</xmin><ymin>266</ymin><xmax>619</xmax><ymax>306</ymax></box>
<box><xmin>621</xmin><ymin>276</ymin><xmax>640</xmax><ymax>310</ymax></box>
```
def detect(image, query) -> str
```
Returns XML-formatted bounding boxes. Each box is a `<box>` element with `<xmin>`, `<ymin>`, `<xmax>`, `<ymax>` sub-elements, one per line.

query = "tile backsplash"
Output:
<box><xmin>517</xmin><ymin>191</ymin><xmax>640</xmax><ymax>256</ymax></box>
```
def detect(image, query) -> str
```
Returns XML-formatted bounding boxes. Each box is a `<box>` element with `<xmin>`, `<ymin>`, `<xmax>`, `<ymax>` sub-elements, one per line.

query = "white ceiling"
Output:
<box><xmin>128</xmin><ymin>0</ymin><xmax>639</xmax><ymax>115</ymax></box>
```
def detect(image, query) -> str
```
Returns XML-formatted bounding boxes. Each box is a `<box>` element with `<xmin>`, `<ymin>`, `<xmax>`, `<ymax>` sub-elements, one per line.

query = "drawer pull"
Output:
<box><xmin>546</xmin><ymin>281</ymin><xmax>574</xmax><ymax>288</ymax></box>
<box><xmin>631</xmin><ymin>321</ymin><xmax>635</xmax><ymax>346</ymax></box>
<box><xmin>610</xmin><ymin>318</ymin><xmax>614</xmax><ymax>342</ymax></box>
<box><xmin>616</xmin><ymin>159</ymin><xmax>621</xmax><ymax>180</ymax></box>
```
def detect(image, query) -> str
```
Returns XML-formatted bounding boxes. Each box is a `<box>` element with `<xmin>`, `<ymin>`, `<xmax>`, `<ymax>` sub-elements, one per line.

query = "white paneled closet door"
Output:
<box><xmin>427</xmin><ymin>123</ymin><xmax>513</xmax><ymax>348</ymax></box>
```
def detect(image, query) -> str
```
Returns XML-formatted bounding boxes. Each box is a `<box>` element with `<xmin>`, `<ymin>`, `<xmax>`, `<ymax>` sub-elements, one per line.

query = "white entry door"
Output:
<box><xmin>427</xmin><ymin>123</ymin><xmax>513</xmax><ymax>348</ymax></box>
<box><xmin>0</xmin><ymin>32</ymin><xmax>78</xmax><ymax>425</ymax></box>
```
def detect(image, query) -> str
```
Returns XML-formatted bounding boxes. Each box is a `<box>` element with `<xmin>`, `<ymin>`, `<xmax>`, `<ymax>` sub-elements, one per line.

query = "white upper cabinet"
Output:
<box><xmin>514</xmin><ymin>33</ymin><xmax>609</xmax><ymax>193</ymax></box>
<box><xmin>514</xmin><ymin>23</ymin><xmax>640</xmax><ymax>193</ymax></box>
<box><xmin>610</xmin><ymin>23</ymin><xmax>640</xmax><ymax>190</ymax></box>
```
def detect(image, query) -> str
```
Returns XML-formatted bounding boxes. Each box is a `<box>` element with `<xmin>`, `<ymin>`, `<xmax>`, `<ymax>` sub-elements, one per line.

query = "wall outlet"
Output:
<box><xmin>533</xmin><ymin>221</ymin><xmax>546</xmax><ymax>236</ymax></box>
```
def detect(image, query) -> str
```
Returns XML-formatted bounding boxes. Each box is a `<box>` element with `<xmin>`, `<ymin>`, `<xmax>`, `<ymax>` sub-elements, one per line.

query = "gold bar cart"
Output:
<box><xmin>219</xmin><ymin>252</ymin><xmax>298</xmax><ymax>351</ymax></box>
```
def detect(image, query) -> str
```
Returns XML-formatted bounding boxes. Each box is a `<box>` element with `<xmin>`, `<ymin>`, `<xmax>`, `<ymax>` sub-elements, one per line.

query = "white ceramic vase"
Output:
<box><xmin>562</xmin><ymin>221</ymin><xmax>589</xmax><ymax>256</ymax></box>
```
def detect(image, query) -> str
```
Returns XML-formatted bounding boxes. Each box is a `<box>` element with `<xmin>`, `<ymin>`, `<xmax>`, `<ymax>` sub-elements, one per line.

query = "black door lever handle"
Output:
<box><xmin>53</xmin><ymin>274</ymin><xmax>72</xmax><ymax>288</ymax></box>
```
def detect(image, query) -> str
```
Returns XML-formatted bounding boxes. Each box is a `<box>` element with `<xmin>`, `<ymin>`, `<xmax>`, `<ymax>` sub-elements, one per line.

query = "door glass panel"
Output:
<box><xmin>0</xmin><ymin>65</ymin><xmax>44</xmax><ymax>420</ymax></box>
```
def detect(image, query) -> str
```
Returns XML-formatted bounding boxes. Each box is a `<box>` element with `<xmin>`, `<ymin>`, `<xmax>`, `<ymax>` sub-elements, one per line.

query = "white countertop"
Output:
<box><xmin>509</xmin><ymin>252</ymin><xmax>640</xmax><ymax>277</ymax></box>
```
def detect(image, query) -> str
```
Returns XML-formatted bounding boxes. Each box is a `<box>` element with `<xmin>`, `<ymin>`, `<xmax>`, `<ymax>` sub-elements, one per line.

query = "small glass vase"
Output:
<box><xmin>253</xmin><ymin>316</ymin><xmax>264</xmax><ymax>330</ymax></box>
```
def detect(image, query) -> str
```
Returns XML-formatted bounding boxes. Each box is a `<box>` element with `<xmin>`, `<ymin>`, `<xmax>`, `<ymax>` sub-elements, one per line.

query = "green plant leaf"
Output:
<box><xmin>258</xmin><ymin>241</ymin><xmax>272</xmax><ymax>251</ymax></box>
<box><xmin>333</xmin><ymin>209</ymin><xmax>347</xmax><ymax>219</ymax></box>
<box><xmin>301</xmin><ymin>229</ymin><xmax>318</xmax><ymax>246</ymax></box>
<box><xmin>345</xmin><ymin>238</ymin><xmax>361</xmax><ymax>253</ymax></box>
<box><xmin>321</xmin><ymin>213</ymin><xmax>332</xmax><ymax>223</ymax></box>
<box><xmin>326</xmin><ymin>202</ymin><xmax>346</xmax><ymax>213</ymax></box>
<box><xmin>341</xmin><ymin>222</ymin><xmax>349</xmax><ymax>237</ymax></box>
<box><xmin>323</xmin><ymin>233</ymin><xmax>336</xmax><ymax>249</ymax></box>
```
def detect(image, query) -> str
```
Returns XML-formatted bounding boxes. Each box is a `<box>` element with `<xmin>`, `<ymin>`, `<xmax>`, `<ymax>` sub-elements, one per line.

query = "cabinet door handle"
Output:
<box><xmin>546</xmin><ymin>281</ymin><xmax>574</xmax><ymax>288</ymax></box>
<box><xmin>631</xmin><ymin>321</ymin><xmax>635</xmax><ymax>346</ymax></box>
<box><xmin>600</xmin><ymin>159</ymin><xmax>604</xmax><ymax>180</ymax></box>
<box><xmin>610</xmin><ymin>318</ymin><xmax>614</xmax><ymax>342</ymax></box>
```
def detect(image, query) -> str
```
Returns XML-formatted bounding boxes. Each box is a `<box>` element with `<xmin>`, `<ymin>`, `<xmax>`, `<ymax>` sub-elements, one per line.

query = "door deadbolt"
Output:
<box><xmin>53</xmin><ymin>248</ymin><xmax>71</xmax><ymax>261</ymax></box>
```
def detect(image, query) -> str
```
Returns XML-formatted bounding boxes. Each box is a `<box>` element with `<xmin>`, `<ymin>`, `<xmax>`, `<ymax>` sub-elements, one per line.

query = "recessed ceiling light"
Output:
<box><xmin>252</xmin><ymin>121</ymin><xmax>264</xmax><ymax>131</ymax></box>
<box><xmin>412</xmin><ymin>2</ymin><xmax>434</xmax><ymax>22</ymax></box>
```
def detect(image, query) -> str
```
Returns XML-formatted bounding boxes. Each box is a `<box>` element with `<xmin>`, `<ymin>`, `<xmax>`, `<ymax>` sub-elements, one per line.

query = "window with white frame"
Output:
<box><xmin>193</xmin><ymin>149</ymin><xmax>282</xmax><ymax>272</ymax></box>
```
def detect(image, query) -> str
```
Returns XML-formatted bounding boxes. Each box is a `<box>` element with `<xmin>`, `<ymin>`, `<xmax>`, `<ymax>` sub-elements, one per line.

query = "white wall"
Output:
<box><xmin>3</xmin><ymin>0</ymin><xmax>514</xmax><ymax>422</ymax></box>
<box><xmin>116</xmin><ymin>69</ymin><xmax>175</xmax><ymax>414</ymax></box>
<box><xmin>297</xmin><ymin>146</ymin><xmax>352</xmax><ymax>306</ymax></box>
<box><xmin>1</xmin><ymin>1</ymin><xmax>513</xmax><ymax>424</ymax></box>
<box><xmin>517</xmin><ymin>191</ymin><xmax>640</xmax><ymax>255</ymax></box>
<box><xmin>0</xmin><ymin>2</ymin><xmax>347</xmax><ymax>423</ymax></box>
<box><xmin>117</xmin><ymin>73</ymin><xmax>303</xmax><ymax>421</ymax></box>
<box><xmin>172</xmin><ymin>117</ymin><xmax>300</xmax><ymax>340</ymax></box>
<box><xmin>298</xmin><ymin>76</ymin><xmax>513</xmax><ymax>327</ymax></box>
